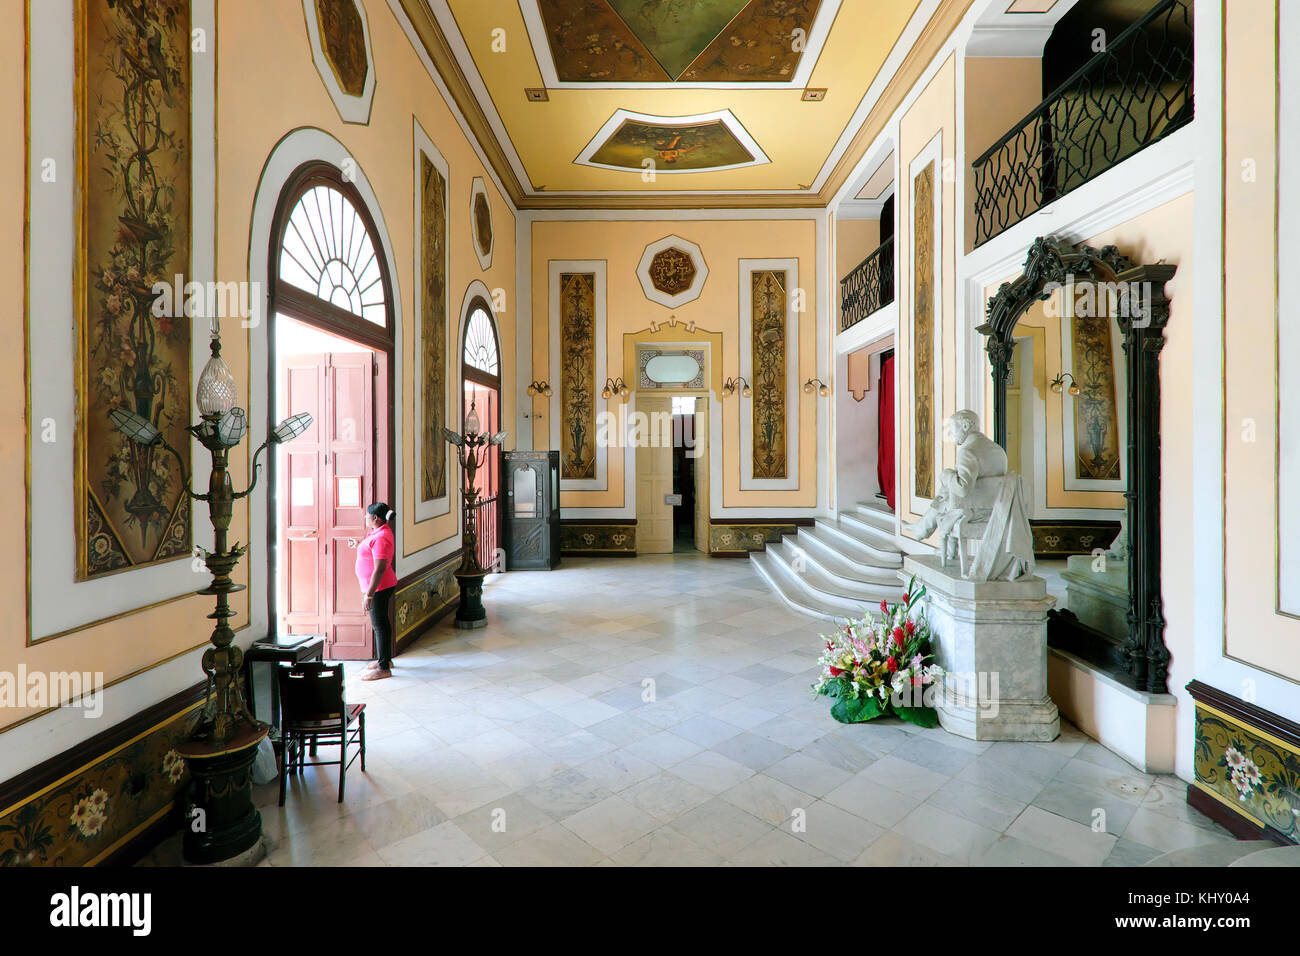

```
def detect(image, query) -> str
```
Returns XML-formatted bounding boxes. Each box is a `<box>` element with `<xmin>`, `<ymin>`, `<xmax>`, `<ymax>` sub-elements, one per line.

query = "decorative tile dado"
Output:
<box><xmin>560</xmin><ymin>523</ymin><xmax>636</xmax><ymax>555</ymax></box>
<box><xmin>1030</xmin><ymin>520</ymin><xmax>1121</xmax><ymax>557</ymax></box>
<box><xmin>636</xmin><ymin>235</ymin><xmax>708</xmax><ymax>308</ymax></box>
<box><xmin>0</xmin><ymin>695</ymin><xmax>202</xmax><ymax>866</ymax></box>
<box><xmin>708</xmin><ymin>522</ymin><xmax>800</xmax><ymax>555</ymax></box>
<box><xmin>1188</xmin><ymin>681</ymin><xmax>1300</xmax><ymax>845</ymax></box>
<box><xmin>394</xmin><ymin>552</ymin><xmax>461</xmax><ymax>646</ymax></box>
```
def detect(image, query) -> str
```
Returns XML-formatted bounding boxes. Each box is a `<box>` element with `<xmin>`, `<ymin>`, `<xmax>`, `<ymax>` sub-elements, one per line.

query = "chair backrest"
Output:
<box><xmin>277</xmin><ymin>662</ymin><xmax>346</xmax><ymax>725</ymax></box>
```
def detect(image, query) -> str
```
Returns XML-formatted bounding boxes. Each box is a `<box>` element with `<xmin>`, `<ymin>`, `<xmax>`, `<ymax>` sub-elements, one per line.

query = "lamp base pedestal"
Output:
<box><xmin>454</xmin><ymin>569</ymin><xmax>488</xmax><ymax>629</ymax></box>
<box><xmin>176</xmin><ymin>722</ymin><xmax>268</xmax><ymax>865</ymax></box>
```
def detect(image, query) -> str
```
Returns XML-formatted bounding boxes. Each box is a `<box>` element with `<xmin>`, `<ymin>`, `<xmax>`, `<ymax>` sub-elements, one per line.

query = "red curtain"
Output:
<box><xmin>877</xmin><ymin>354</ymin><xmax>895</xmax><ymax>510</ymax></box>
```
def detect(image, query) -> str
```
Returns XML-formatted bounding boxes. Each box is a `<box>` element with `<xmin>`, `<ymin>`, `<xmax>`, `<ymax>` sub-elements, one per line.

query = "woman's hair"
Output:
<box><xmin>367</xmin><ymin>502</ymin><xmax>395</xmax><ymax>525</ymax></box>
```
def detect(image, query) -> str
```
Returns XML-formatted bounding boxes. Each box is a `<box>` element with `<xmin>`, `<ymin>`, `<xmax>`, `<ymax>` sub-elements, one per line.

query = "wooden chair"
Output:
<box><xmin>276</xmin><ymin>662</ymin><xmax>366</xmax><ymax>805</ymax></box>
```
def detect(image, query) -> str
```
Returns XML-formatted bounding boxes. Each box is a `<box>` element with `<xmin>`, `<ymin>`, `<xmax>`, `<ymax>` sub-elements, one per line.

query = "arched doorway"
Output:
<box><xmin>267</xmin><ymin>162</ymin><xmax>395</xmax><ymax>658</ymax></box>
<box><xmin>460</xmin><ymin>295</ymin><xmax>503</xmax><ymax>572</ymax></box>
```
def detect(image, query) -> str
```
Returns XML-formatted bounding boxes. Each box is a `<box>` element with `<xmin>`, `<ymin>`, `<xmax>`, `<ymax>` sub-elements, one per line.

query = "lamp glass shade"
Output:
<box><xmin>490</xmin><ymin>430</ymin><xmax>508</xmax><ymax>447</ymax></box>
<box><xmin>601</xmin><ymin>387</ymin><xmax>612</xmax><ymax>399</ymax></box>
<box><xmin>217</xmin><ymin>407</ymin><xmax>248</xmax><ymax>446</ymax></box>
<box><xmin>465</xmin><ymin>404</ymin><xmax>481</xmax><ymax>437</ymax></box>
<box><xmin>271</xmin><ymin>412</ymin><xmax>313</xmax><ymax>443</ymax></box>
<box><xmin>108</xmin><ymin>407</ymin><xmax>161</xmax><ymax>445</ymax></box>
<box><xmin>196</xmin><ymin>353</ymin><xmax>238</xmax><ymax>416</ymax></box>
<box><xmin>741</xmin><ymin>386</ymin><xmax>752</xmax><ymax>398</ymax></box>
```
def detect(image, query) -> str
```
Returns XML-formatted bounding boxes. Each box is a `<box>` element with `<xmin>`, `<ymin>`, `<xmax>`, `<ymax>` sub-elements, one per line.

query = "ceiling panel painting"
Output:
<box><xmin>579</xmin><ymin>110</ymin><xmax>767</xmax><ymax>173</ymax></box>
<box><xmin>679</xmin><ymin>0</ymin><xmax>825</xmax><ymax>82</ymax></box>
<box><xmin>537</xmin><ymin>0</ymin><xmax>671</xmax><ymax>82</ymax></box>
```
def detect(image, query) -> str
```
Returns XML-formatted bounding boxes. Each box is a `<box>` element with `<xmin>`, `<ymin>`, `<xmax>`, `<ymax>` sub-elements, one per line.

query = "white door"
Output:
<box><xmin>636</xmin><ymin>395</ymin><xmax>673</xmax><ymax>554</ymax></box>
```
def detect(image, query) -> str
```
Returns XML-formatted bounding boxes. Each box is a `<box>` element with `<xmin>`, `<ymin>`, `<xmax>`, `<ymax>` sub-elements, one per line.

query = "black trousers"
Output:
<box><xmin>369</xmin><ymin>586</ymin><xmax>395</xmax><ymax>670</ymax></box>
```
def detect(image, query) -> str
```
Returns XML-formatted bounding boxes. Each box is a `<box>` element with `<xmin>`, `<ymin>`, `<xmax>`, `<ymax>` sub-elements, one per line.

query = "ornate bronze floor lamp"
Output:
<box><xmin>110</xmin><ymin>331</ymin><xmax>312</xmax><ymax>865</ymax></box>
<box><xmin>443</xmin><ymin>400</ymin><xmax>506</xmax><ymax>629</ymax></box>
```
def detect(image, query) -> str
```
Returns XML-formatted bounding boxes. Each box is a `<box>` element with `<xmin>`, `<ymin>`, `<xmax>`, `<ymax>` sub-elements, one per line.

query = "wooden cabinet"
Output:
<box><xmin>503</xmin><ymin>450</ymin><xmax>561</xmax><ymax>570</ymax></box>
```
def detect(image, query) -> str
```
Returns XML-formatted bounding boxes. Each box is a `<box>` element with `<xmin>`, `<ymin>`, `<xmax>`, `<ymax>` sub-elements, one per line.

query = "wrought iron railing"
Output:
<box><xmin>472</xmin><ymin>494</ymin><xmax>500</xmax><ymax>573</ymax></box>
<box><xmin>971</xmin><ymin>0</ymin><xmax>1193</xmax><ymax>247</ymax></box>
<box><xmin>840</xmin><ymin>236</ymin><xmax>894</xmax><ymax>332</ymax></box>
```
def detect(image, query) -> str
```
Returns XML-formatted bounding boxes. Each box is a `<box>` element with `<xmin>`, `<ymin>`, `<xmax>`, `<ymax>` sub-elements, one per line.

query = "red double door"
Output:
<box><xmin>279</xmin><ymin>352</ymin><xmax>379</xmax><ymax>659</ymax></box>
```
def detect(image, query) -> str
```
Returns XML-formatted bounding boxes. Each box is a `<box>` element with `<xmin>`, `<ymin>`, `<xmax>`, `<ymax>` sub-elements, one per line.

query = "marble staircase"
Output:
<box><xmin>750</xmin><ymin>498</ymin><xmax>907</xmax><ymax>622</ymax></box>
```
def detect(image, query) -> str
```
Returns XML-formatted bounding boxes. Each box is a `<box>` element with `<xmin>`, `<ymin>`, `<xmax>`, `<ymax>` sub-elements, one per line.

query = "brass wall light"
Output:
<box><xmin>803</xmin><ymin>378</ymin><xmax>831</xmax><ymax>397</ymax></box>
<box><xmin>602</xmin><ymin>377</ymin><xmax>629</xmax><ymax>399</ymax></box>
<box><xmin>1050</xmin><ymin>372</ymin><xmax>1081</xmax><ymax>395</ymax></box>
<box><xmin>526</xmin><ymin>380</ymin><xmax>553</xmax><ymax>397</ymax></box>
<box><xmin>722</xmin><ymin>376</ymin><xmax>751</xmax><ymax>398</ymax></box>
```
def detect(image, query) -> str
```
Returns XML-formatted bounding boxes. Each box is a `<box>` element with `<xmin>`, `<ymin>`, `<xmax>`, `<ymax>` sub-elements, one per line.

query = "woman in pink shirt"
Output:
<box><xmin>355</xmin><ymin>502</ymin><xmax>398</xmax><ymax>681</ymax></box>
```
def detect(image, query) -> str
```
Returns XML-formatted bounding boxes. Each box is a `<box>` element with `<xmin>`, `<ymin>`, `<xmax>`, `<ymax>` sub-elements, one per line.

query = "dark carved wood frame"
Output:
<box><xmin>977</xmin><ymin>236</ymin><xmax>1176</xmax><ymax>694</ymax></box>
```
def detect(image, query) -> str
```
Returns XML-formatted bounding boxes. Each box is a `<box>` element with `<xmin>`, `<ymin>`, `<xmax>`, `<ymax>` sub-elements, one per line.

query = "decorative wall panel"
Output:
<box><xmin>303</xmin><ymin>0</ymin><xmax>375</xmax><ymax>123</ymax></box>
<box><xmin>560</xmin><ymin>522</ymin><xmax>636</xmax><ymax>555</ymax></box>
<box><xmin>470</xmin><ymin>176</ymin><xmax>493</xmax><ymax>270</ymax></box>
<box><xmin>394</xmin><ymin>552</ymin><xmax>460</xmax><ymax>647</ymax></box>
<box><xmin>912</xmin><ymin>160</ymin><xmax>935</xmax><ymax>501</ymax></box>
<box><xmin>560</xmin><ymin>273</ymin><xmax>597</xmax><ymax>480</ymax></box>
<box><xmin>1070</xmin><ymin>312</ymin><xmax>1122</xmax><ymax>481</ymax></box>
<box><xmin>708</xmin><ymin>521</ymin><xmax>800</xmax><ymax>555</ymax></box>
<box><xmin>751</xmin><ymin>271</ymin><xmax>788</xmax><ymax>480</ymax></box>
<box><xmin>0</xmin><ymin>694</ymin><xmax>201</xmax><ymax>866</ymax></box>
<box><xmin>413</xmin><ymin>125</ymin><xmax>449</xmax><ymax>522</ymax></box>
<box><xmin>77</xmin><ymin>0</ymin><xmax>193</xmax><ymax>580</ymax></box>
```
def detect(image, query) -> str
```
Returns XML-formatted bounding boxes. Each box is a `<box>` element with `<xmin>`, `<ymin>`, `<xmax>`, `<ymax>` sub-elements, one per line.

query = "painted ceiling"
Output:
<box><xmin>430</xmin><ymin>0</ymin><xmax>927</xmax><ymax>199</ymax></box>
<box><xmin>537</xmin><ymin>0</ymin><xmax>824</xmax><ymax>83</ymax></box>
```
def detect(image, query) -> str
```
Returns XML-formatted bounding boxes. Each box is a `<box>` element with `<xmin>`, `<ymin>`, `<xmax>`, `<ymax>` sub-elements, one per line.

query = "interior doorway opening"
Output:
<box><xmin>636</xmin><ymin>393</ymin><xmax>710</xmax><ymax>555</ymax></box>
<box><xmin>460</xmin><ymin>299</ymin><xmax>503</xmax><ymax>574</ymax></box>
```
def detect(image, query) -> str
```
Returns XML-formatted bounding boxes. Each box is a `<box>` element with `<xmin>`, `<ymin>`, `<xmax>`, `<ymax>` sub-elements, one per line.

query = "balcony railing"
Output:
<box><xmin>840</xmin><ymin>236</ymin><xmax>894</xmax><ymax>333</ymax></box>
<box><xmin>472</xmin><ymin>494</ymin><xmax>500</xmax><ymax>572</ymax></box>
<box><xmin>971</xmin><ymin>0</ymin><xmax>1193</xmax><ymax>247</ymax></box>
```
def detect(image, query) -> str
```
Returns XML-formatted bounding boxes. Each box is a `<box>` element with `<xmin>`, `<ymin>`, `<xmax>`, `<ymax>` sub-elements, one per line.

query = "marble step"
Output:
<box><xmin>814</xmin><ymin>517</ymin><xmax>905</xmax><ymax>567</ymax></box>
<box><xmin>838</xmin><ymin>511</ymin><xmax>904</xmax><ymax>551</ymax></box>
<box><xmin>767</xmin><ymin>538</ymin><xmax>900</xmax><ymax>606</ymax></box>
<box><xmin>852</xmin><ymin>502</ymin><xmax>897</xmax><ymax>535</ymax></box>
<box><xmin>780</xmin><ymin>533</ymin><xmax>901</xmax><ymax>589</ymax></box>
<box><xmin>751</xmin><ymin>551</ymin><xmax>864</xmax><ymax>622</ymax></box>
<box><xmin>1141</xmin><ymin>840</ymin><xmax>1277</xmax><ymax>867</ymax></box>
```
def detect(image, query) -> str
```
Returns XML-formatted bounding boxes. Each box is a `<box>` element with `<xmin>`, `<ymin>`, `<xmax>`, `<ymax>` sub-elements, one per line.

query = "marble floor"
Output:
<box><xmin>151</xmin><ymin>553</ymin><xmax>1242</xmax><ymax>866</ymax></box>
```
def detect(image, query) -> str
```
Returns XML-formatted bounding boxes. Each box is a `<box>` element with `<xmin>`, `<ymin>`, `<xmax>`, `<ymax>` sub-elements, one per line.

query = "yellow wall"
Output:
<box><xmin>530</xmin><ymin>218</ymin><xmax>819</xmax><ymax>510</ymax></box>
<box><xmin>836</xmin><ymin>219</ymin><xmax>880</xmax><ymax>281</ymax></box>
<box><xmin>0</xmin><ymin>0</ymin><xmax>514</xmax><ymax>731</ymax></box>
<box><xmin>896</xmin><ymin>55</ymin><xmax>958</xmax><ymax>526</ymax></box>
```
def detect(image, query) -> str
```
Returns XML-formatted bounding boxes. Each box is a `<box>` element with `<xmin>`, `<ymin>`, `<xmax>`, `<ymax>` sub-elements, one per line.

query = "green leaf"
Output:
<box><xmin>831</xmin><ymin>693</ymin><xmax>886</xmax><ymax>724</ymax></box>
<box><xmin>894</xmin><ymin>706</ymin><xmax>940</xmax><ymax>729</ymax></box>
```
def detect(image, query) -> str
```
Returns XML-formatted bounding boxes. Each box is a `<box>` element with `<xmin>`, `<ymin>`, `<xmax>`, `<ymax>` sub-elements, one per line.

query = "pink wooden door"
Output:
<box><xmin>281</xmin><ymin>354</ymin><xmax>326</xmax><ymax>637</ymax></box>
<box><xmin>325</xmin><ymin>353</ymin><xmax>375</xmax><ymax>660</ymax></box>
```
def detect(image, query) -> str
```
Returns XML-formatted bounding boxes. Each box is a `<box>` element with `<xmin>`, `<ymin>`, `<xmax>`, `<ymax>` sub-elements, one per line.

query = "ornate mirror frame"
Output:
<box><xmin>977</xmin><ymin>236</ymin><xmax>1177</xmax><ymax>694</ymax></box>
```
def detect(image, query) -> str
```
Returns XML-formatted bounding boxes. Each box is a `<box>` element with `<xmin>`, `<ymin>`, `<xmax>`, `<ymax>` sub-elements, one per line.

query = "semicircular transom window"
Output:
<box><xmin>279</xmin><ymin>184</ymin><xmax>387</xmax><ymax>325</ymax></box>
<box><xmin>464</xmin><ymin>307</ymin><xmax>499</xmax><ymax>378</ymax></box>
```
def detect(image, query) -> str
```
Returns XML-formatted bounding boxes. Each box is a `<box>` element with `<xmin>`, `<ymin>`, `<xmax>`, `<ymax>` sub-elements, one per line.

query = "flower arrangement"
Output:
<box><xmin>813</xmin><ymin>578</ymin><xmax>943</xmax><ymax>727</ymax></box>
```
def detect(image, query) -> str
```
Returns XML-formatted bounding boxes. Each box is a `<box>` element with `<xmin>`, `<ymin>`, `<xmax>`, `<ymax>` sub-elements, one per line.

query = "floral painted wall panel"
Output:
<box><xmin>912</xmin><ymin>162</ymin><xmax>935</xmax><ymax>501</ymax></box>
<box><xmin>1193</xmin><ymin>701</ymin><xmax>1300</xmax><ymax>844</ymax></box>
<box><xmin>77</xmin><ymin>0</ymin><xmax>192</xmax><ymax>580</ymax></box>
<box><xmin>0</xmin><ymin>701</ymin><xmax>199</xmax><ymax>866</ymax></box>
<box><xmin>314</xmin><ymin>0</ymin><xmax>369</xmax><ymax>96</ymax></box>
<box><xmin>1070</xmin><ymin>311</ymin><xmax>1122</xmax><ymax>481</ymax></box>
<box><xmin>560</xmin><ymin>273</ymin><xmax>597</xmax><ymax>480</ymax></box>
<box><xmin>751</xmin><ymin>270</ymin><xmax>788</xmax><ymax>480</ymax></box>
<box><xmin>420</xmin><ymin>152</ymin><xmax>448</xmax><ymax>503</ymax></box>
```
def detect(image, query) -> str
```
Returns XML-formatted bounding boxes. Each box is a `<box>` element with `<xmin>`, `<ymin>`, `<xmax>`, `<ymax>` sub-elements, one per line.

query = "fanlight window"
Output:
<box><xmin>463</xmin><ymin>307</ymin><xmax>499</xmax><ymax>377</ymax></box>
<box><xmin>279</xmin><ymin>185</ymin><xmax>387</xmax><ymax>325</ymax></box>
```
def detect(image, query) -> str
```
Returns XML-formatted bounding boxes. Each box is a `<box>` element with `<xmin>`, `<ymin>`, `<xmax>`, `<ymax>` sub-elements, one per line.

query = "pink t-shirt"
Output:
<box><xmin>355</xmin><ymin>525</ymin><xmax>397</xmax><ymax>592</ymax></box>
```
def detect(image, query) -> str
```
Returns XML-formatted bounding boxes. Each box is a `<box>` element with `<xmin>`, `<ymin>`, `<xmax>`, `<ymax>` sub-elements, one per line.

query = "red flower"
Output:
<box><xmin>893</xmin><ymin>627</ymin><xmax>905</xmax><ymax>647</ymax></box>
<box><xmin>828</xmin><ymin>666</ymin><xmax>843</xmax><ymax>677</ymax></box>
<box><xmin>905</xmin><ymin>619</ymin><xmax>915</xmax><ymax>635</ymax></box>
<box><xmin>825</xmin><ymin>641</ymin><xmax>834</xmax><ymax>651</ymax></box>
<box><xmin>880</xmin><ymin>600</ymin><xmax>889</xmax><ymax>614</ymax></box>
<box><xmin>886</xmin><ymin>656</ymin><xmax>898</xmax><ymax>673</ymax></box>
<box><xmin>903</xmin><ymin>592</ymin><xmax>910</xmax><ymax>603</ymax></box>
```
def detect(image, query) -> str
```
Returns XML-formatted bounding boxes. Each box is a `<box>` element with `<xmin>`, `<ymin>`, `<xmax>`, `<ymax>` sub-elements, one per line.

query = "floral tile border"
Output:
<box><xmin>394</xmin><ymin>551</ymin><xmax>461</xmax><ymax>645</ymax></box>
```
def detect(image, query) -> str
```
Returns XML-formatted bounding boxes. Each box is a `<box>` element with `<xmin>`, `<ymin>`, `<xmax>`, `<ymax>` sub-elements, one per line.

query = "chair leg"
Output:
<box><xmin>278</xmin><ymin>735</ymin><xmax>289</xmax><ymax>806</ymax></box>
<box><xmin>359</xmin><ymin>713</ymin><xmax>366</xmax><ymax>773</ymax></box>
<box><xmin>338</xmin><ymin>733</ymin><xmax>347</xmax><ymax>803</ymax></box>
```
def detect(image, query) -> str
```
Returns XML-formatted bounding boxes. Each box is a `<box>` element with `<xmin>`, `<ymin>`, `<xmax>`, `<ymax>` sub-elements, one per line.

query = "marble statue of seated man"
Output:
<box><xmin>903</xmin><ymin>409</ymin><xmax>1008</xmax><ymax>560</ymax></box>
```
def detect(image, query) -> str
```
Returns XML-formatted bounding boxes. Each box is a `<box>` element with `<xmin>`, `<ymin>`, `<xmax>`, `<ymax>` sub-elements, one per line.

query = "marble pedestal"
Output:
<box><xmin>903</xmin><ymin>555</ymin><xmax>1060</xmax><ymax>741</ymax></box>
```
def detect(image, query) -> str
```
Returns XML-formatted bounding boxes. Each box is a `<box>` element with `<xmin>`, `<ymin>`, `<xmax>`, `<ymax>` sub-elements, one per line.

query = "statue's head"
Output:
<box><xmin>944</xmin><ymin>409</ymin><xmax>980</xmax><ymax>444</ymax></box>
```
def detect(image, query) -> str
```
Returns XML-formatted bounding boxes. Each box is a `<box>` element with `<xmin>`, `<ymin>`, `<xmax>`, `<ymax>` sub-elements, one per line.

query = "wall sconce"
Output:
<box><xmin>803</xmin><ymin>378</ymin><xmax>830</xmax><ymax>397</ymax></box>
<box><xmin>1050</xmin><ymin>372</ymin><xmax>1081</xmax><ymax>396</ymax></box>
<box><xmin>526</xmin><ymin>380</ymin><xmax>553</xmax><ymax>397</ymax></box>
<box><xmin>602</xmin><ymin>377</ymin><xmax>629</xmax><ymax>399</ymax></box>
<box><xmin>722</xmin><ymin>376</ymin><xmax>751</xmax><ymax>398</ymax></box>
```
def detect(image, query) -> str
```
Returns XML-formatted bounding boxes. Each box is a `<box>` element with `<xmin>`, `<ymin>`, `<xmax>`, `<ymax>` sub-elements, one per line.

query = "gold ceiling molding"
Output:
<box><xmin>398</xmin><ymin>0</ymin><xmax>974</xmax><ymax>210</ymax></box>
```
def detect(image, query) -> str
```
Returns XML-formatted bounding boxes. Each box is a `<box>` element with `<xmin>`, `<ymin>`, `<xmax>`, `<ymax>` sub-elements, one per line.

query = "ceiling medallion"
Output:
<box><xmin>637</xmin><ymin>235</ymin><xmax>708</xmax><ymax>308</ymax></box>
<box><xmin>303</xmin><ymin>0</ymin><xmax>376</xmax><ymax>124</ymax></box>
